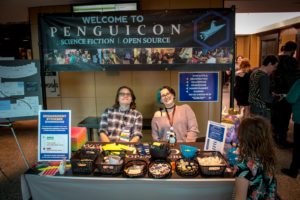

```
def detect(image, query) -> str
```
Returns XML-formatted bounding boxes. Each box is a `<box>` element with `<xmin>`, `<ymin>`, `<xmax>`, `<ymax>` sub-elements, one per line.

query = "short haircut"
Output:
<box><xmin>283</xmin><ymin>41</ymin><xmax>297</xmax><ymax>51</ymax></box>
<box><xmin>262</xmin><ymin>55</ymin><xmax>278</xmax><ymax>66</ymax></box>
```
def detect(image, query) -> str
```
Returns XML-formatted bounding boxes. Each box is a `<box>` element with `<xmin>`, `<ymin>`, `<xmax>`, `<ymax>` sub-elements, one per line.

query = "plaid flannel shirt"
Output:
<box><xmin>99</xmin><ymin>107</ymin><xmax>143</xmax><ymax>141</ymax></box>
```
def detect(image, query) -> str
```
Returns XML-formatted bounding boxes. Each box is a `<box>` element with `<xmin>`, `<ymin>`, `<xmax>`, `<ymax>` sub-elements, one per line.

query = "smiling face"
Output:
<box><xmin>118</xmin><ymin>88</ymin><xmax>132</xmax><ymax>106</ymax></box>
<box><xmin>160</xmin><ymin>88</ymin><xmax>175</xmax><ymax>108</ymax></box>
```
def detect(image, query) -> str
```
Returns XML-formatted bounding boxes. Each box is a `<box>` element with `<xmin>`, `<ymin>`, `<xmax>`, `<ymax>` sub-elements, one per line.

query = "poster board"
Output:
<box><xmin>38</xmin><ymin>110</ymin><xmax>71</xmax><ymax>161</ymax></box>
<box><xmin>0</xmin><ymin>60</ymin><xmax>43</xmax><ymax>122</ymax></box>
<box><xmin>178</xmin><ymin>72</ymin><xmax>219</xmax><ymax>102</ymax></box>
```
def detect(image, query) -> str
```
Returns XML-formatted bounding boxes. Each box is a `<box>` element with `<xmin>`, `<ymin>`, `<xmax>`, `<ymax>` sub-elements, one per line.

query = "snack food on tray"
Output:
<box><xmin>176</xmin><ymin>159</ymin><xmax>198</xmax><ymax>173</ymax></box>
<box><xmin>102</xmin><ymin>155</ymin><xmax>123</xmax><ymax>165</ymax></box>
<box><xmin>197</xmin><ymin>156</ymin><xmax>225</xmax><ymax>166</ymax></box>
<box><xmin>124</xmin><ymin>165</ymin><xmax>145</xmax><ymax>175</ymax></box>
<box><xmin>149</xmin><ymin>163</ymin><xmax>170</xmax><ymax>176</ymax></box>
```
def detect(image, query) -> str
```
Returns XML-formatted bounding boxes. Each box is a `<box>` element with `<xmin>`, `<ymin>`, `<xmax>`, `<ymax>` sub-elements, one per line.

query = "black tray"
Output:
<box><xmin>70</xmin><ymin>152</ymin><xmax>97</xmax><ymax>175</ymax></box>
<box><xmin>148</xmin><ymin>160</ymin><xmax>172</xmax><ymax>179</ymax></box>
<box><xmin>175</xmin><ymin>158</ymin><xmax>199</xmax><ymax>178</ymax></box>
<box><xmin>150</xmin><ymin>143</ymin><xmax>170</xmax><ymax>160</ymax></box>
<box><xmin>95</xmin><ymin>156</ymin><xmax>124</xmax><ymax>176</ymax></box>
<box><xmin>123</xmin><ymin>159</ymin><xmax>148</xmax><ymax>178</ymax></box>
<box><xmin>196</xmin><ymin>151</ymin><xmax>227</xmax><ymax>176</ymax></box>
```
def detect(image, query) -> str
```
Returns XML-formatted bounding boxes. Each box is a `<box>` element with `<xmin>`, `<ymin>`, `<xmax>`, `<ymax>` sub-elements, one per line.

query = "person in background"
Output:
<box><xmin>234</xmin><ymin>59</ymin><xmax>252</xmax><ymax>117</ymax></box>
<box><xmin>224</xmin><ymin>55</ymin><xmax>243</xmax><ymax>87</ymax></box>
<box><xmin>271</xmin><ymin>41</ymin><xmax>300</xmax><ymax>148</ymax></box>
<box><xmin>235</xmin><ymin>55</ymin><xmax>244</xmax><ymax>71</ymax></box>
<box><xmin>98</xmin><ymin>86</ymin><xmax>143</xmax><ymax>142</ymax></box>
<box><xmin>206</xmin><ymin>51</ymin><xmax>217</xmax><ymax>63</ymax></box>
<box><xmin>248</xmin><ymin>55</ymin><xmax>279</xmax><ymax>119</ymax></box>
<box><xmin>234</xmin><ymin>117</ymin><xmax>278</xmax><ymax>200</ymax></box>
<box><xmin>281</xmin><ymin>79</ymin><xmax>300</xmax><ymax>178</ymax></box>
<box><xmin>151</xmin><ymin>86</ymin><xmax>199</xmax><ymax>142</ymax></box>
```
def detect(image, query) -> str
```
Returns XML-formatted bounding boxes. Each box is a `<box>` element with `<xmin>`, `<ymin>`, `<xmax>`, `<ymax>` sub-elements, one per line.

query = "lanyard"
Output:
<box><xmin>165</xmin><ymin>105</ymin><xmax>176</xmax><ymax>128</ymax></box>
<box><xmin>119</xmin><ymin>109</ymin><xmax>129</xmax><ymax>129</ymax></box>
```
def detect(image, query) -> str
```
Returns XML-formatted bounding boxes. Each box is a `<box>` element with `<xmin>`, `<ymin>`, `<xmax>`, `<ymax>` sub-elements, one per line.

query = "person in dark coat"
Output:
<box><xmin>271</xmin><ymin>41</ymin><xmax>300</xmax><ymax>148</ymax></box>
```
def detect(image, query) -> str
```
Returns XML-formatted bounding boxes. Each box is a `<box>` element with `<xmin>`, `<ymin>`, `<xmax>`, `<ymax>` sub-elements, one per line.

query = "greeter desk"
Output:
<box><xmin>21</xmin><ymin>174</ymin><xmax>234</xmax><ymax>200</ymax></box>
<box><xmin>21</xmin><ymin>143</ymin><xmax>235</xmax><ymax>200</ymax></box>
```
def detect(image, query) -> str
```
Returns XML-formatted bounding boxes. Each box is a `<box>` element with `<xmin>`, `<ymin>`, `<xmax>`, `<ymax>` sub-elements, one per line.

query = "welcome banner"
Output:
<box><xmin>39</xmin><ymin>9</ymin><xmax>235</xmax><ymax>71</ymax></box>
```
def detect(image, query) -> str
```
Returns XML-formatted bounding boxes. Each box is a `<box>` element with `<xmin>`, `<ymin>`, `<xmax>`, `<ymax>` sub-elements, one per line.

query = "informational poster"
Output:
<box><xmin>0</xmin><ymin>61</ymin><xmax>43</xmax><ymax>122</ymax></box>
<box><xmin>204</xmin><ymin>121</ymin><xmax>226</xmax><ymax>153</ymax></box>
<box><xmin>179</xmin><ymin>72</ymin><xmax>218</xmax><ymax>102</ymax></box>
<box><xmin>38</xmin><ymin>110</ymin><xmax>71</xmax><ymax>161</ymax></box>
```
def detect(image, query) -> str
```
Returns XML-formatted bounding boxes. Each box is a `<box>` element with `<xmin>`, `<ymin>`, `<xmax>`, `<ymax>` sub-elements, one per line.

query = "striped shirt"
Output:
<box><xmin>99</xmin><ymin>107</ymin><xmax>143</xmax><ymax>141</ymax></box>
<box><xmin>248</xmin><ymin>69</ymin><xmax>273</xmax><ymax>109</ymax></box>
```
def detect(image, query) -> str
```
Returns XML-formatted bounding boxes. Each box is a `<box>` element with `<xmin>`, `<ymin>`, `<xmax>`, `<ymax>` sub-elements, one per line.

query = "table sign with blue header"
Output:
<box><xmin>38</xmin><ymin>110</ymin><xmax>71</xmax><ymax>161</ymax></box>
<box><xmin>179</xmin><ymin>72</ymin><xmax>218</xmax><ymax>102</ymax></box>
<box><xmin>204</xmin><ymin>121</ymin><xmax>226</xmax><ymax>153</ymax></box>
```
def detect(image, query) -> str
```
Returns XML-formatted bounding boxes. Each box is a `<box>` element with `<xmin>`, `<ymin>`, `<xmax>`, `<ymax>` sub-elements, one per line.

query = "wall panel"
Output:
<box><xmin>279</xmin><ymin>27</ymin><xmax>297</xmax><ymax>52</ymax></box>
<box><xmin>60</xmin><ymin>72</ymin><xmax>95</xmax><ymax>98</ymax></box>
<box><xmin>61</xmin><ymin>97</ymin><xmax>97</xmax><ymax>126</ymax></box>
<box><xmin>132</xmin><ymin>71</ymin><xmax>170</xmax><ymax>119</ymax></box>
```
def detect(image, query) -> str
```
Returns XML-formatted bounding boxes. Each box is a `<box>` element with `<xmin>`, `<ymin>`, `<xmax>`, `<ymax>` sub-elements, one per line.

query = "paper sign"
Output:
<box><xmin>179</xmin><ymin>72</ymin><xmax>218</xmax><ymax>102</ymax></box>
<box><xmin>204</xmin><ymin>121</ymin><xmax>226</xmax><ymax>153</ymax></box>
<box><xmin>38</xmin><ymin>110</ymin><xmax>71</xmax><ymax>161</ymax></box>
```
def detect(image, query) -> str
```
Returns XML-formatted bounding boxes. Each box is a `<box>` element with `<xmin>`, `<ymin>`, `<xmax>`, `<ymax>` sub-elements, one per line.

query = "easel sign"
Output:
<box><xmin>204</xmin><ymin>121</ymin><xmax>226</xmax><ymax>153</ymax></box>
<box><xmin>38</xmin><ymin>110</ymin><xmax>71</xmax><ymax>161</ymax></box>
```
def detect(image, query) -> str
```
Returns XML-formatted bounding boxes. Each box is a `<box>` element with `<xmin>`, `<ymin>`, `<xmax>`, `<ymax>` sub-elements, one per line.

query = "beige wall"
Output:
<box><xmin>279</xmin><ymin>27</ymin><xmax>297</xmax><ymax>52</ymax></box>
<box><xmin>236</xmin><ymin>26</ymin><xmax>298</xmax><ymax>69</ymax></box>
<box><xmin>236</xmin><ymin>35</ymin><xmax>260</xmax><ymax>68</ymax></box>
<box><xmin>29</xmin><ymin>0</ymin><xmax>224</xmax><ymax>139</ymax></box>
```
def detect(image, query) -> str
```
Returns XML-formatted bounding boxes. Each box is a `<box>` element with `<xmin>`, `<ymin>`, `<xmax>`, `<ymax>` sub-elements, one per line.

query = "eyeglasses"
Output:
<box><xmin>119</xmin><ymin>92</ymin><xmax>131</xmax><ymax>97</ymax></box>
<box><xmin>161</xmin><ymin>92</ymin><xmax>171</xmax><ymax>99</ymax></box>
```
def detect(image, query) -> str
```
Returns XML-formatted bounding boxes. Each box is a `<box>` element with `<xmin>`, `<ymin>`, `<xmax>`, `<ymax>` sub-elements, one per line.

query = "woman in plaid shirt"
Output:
<box><xmin>98</xmin><ymin>86</ymin><xmax>143</xmax><ymax>142</ymax></box>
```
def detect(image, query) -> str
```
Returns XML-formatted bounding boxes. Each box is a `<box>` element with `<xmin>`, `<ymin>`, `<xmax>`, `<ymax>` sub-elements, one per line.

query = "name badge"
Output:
<box><xmin>119</xmin><ymin>128</ymin><xmax>130</xmax><ymax>142</ymax></box>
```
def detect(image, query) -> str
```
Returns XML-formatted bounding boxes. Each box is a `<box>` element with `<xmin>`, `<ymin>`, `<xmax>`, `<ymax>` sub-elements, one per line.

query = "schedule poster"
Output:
<box><xmin>38</xmin><ymin>110</ymin><xmax>71</xmax><ymax>161</ymax></box>
<box><xmin>179</xmin><ymin>72</ymin><xmax>218</xmax><ymax>102</ymax></box>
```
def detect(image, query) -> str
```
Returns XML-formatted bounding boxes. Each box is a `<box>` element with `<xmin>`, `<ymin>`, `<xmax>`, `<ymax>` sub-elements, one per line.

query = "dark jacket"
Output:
<box><xmin>271</xmin><ymin>55</ymin><xmax>300</xmax><ymax>94</ymax></box>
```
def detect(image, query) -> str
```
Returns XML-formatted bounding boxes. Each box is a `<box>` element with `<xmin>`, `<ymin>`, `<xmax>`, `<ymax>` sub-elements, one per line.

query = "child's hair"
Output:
<box><xmin>238</xmin><ymin>116</ymin><xmax>276</xmax><ymax>172</ymax></box>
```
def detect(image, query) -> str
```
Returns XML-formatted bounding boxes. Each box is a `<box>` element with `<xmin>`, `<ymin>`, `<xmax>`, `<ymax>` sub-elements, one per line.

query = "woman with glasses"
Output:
<box><xmin>151</xmin><ymin>86</ymin><xmax>199</xmax><ymax>142</ymax></box>
<box><xmin>98</xmin><ymin>86</ymin><xmax>143</xmax><ymax>142</ymax></box>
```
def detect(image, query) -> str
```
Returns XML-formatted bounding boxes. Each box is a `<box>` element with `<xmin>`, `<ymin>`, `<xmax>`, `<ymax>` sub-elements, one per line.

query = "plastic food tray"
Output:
<box><xmin>95</xmin><ymin>156</ymin><xmax>124</xmax><ymax>176</ymax></box>
<box><xmin>196</xmin><ymin>151</ymin><xmax>227</xmax><ymax>176</ymax></box>
<box><xmin>123</xmin><ymin>159</ymin><xmax>148</xmax><ymax>178</ymax></box>
<box><xmin>175</xmin><ymin>158</ymin><xmax>199</xmax><ymax>177</ymax></box>
<box><xmin>71</xmin><ymin>152</ymin><xmax>97</xmax><ymax>175</ymax></box>
<box><xmin>79</xmin><ymin>149</ymin><xmax>99</xmax><ymax>159</ymax></box>
<box><xmin>148</xmin><ymin>160</ymin><xmax>172</xmax><ymax>179</ymax></box>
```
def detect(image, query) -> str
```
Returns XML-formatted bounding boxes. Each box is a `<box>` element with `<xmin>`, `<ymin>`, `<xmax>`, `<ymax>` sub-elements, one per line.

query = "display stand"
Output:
<box><xmin>0</xmin><ymin>120</ymin><xmax>30</xmax><ymax>169</ymax></box>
